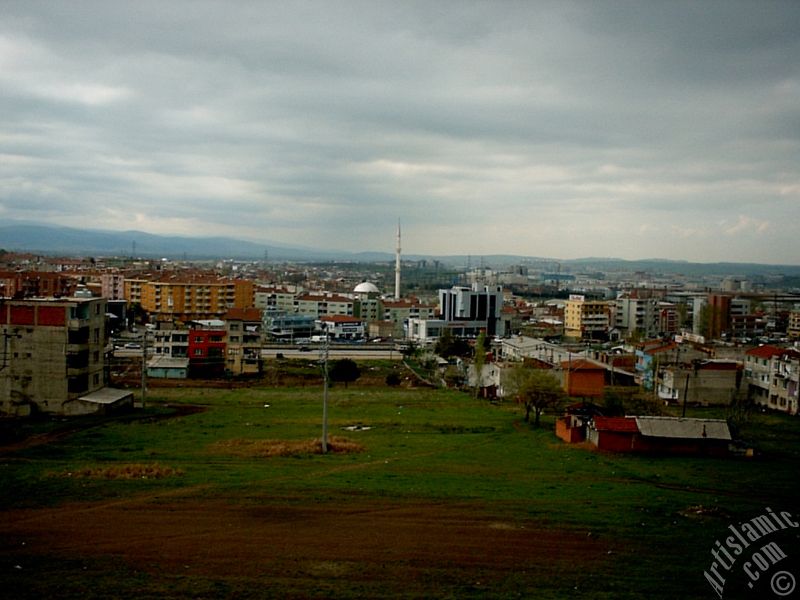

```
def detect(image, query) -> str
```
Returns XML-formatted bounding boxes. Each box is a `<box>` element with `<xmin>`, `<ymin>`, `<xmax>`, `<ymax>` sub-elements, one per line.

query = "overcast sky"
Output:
<box><xmin>1</xmin><ymin>1</ymin><xmax>798</xmax><ymax>264</ymax></box>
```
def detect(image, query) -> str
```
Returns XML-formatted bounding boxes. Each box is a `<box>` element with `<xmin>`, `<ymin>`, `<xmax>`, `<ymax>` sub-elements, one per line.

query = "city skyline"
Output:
<box><xmin>1</xmin><ymin>2</ymin><xmax>799</xmax><ymax>264</ymax></box>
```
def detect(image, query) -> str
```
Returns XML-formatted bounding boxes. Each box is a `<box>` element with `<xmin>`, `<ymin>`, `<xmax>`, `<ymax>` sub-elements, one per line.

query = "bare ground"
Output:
<box><xmin>1</xmin><ymin>489</ymin><xmax>612</xmax><ymax>597</ymax></box>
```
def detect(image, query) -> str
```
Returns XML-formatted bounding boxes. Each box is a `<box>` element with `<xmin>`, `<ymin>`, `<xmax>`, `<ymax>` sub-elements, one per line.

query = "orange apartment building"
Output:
<box><xmin>125</xmin><ymin>275</ymin><xmax>254</xmax><ymax>322</ymax></box>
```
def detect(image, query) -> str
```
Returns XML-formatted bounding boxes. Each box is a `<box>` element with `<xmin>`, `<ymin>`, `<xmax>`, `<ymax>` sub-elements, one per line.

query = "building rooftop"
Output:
<box><xmin>591</xmin><ymin>417</ymin><xmax>639</xmax><ymax>433</ymax></box>
<box><xmin>746</xmin><ymin>344</ymin><xmax>786</xmax><ymax>359</ymax></box>
<box><xmin>354</xmin><ymin>281</ymin><xmax>380</xmax><ymax>294</ymax></box>
<box><xmin>634</xmin><ymin>416</ymin><xmax>731</xmax><ymax>441</ymax></box>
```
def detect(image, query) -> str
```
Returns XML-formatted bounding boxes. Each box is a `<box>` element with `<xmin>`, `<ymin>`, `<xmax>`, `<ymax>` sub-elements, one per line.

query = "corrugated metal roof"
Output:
<box><xmin>78</xmin><ymin>388</ymin><xmax>135</xmax><ymax>405</ymax></box>
<box><xmin>634</xmin><ymin>416</ymin><xmax>731</xmax><ymax>440</ymax></box>
<box><xmin>147</xmin><ymin>356</ymin><xmax>190</xmax><ymax>369</ymax></box>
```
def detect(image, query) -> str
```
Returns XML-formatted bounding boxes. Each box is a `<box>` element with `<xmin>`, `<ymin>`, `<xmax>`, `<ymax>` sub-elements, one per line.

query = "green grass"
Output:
<box><xmin>2</xmin><ymin>385</ymin><xmax>799</xmax><ymax>598</ymax></box>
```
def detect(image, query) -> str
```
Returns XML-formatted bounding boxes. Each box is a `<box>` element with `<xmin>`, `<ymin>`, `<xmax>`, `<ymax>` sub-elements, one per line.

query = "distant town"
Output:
<box><xmin>1</xmin><ymin>236</ymin><xmax>798</xmax><ymax>424</ymax></box>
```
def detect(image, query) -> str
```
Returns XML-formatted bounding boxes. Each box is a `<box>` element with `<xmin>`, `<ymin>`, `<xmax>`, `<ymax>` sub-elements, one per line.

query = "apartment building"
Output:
<box><xmin>658</xmin><ymin>302</ymin><xmax>679</xmax><ymax>335</ymax></box>
<box><xmin>767</xmin><ymin>349</ymin><xmax>800</xmax><ymax>415</ymax></box>
<box><xmin>294</xmin><ymin>293</ymin><xmax>354</xmax><ymax>318</ymax></box>
<box><xmin>123</xmin><ymin>277</ymin><xmax>146</xmax><ymax>304</ymax></box>
<box><xmin>382</xmin><ymin>299</ymin><xmax>437</xmax><ymax>337</ymax></box>
<box><xmin>614</xmin><ymin>294</ymin><xmax>659</xmax><ymax>339</ymax></box>
<box><xmin>224</xmin><ymin>308</ymin><xmax>263</xmax><ymax>376</ymax></box>
<box><xmin>744</xmin><ymin>345</ymin><xmax>800</xmax><ymax>414</ymax></box>
<box><xmin>151</xmin><ymin>329</ymin><xmax>190</xmax><ymax>358</ymax></box>
<box><xmin>0</xmin><ymin>270</ymin><xmax>76</xmax><ymax>299</ymax></box>
<box><xmin>254</xmin><ymin>286</ymin><xmax>297</xmax><ymax>313</ymax></box>
<box><xmin>564</xmin><ymin>295</ymin><xmax>609</xmax><ymax>340</ymax></box>
<box><xmin>134</xmin><ymin>276</ymin><xmax>254</xmax><ymax>322</ymax></box>
<box><xmin>658</xmin><ymin>360</ymin><xmax>742</xmax><ymax>407</ymax></box>
<box><xmin>187</xmin><ymin>320</ymin><xmax>227</xmax><ymax>377</ymax></box>
<box><xmin>743</xmin><ymin>345</ymin><xmax>783</xmax><ymax>404</ymax></box>
<box><xmin>1</xmin><ymin>297</ymin><xmax>132</xmax><ymax>416</ymax></box>
<box><xmin>788</xmin><ymin>311</ymin><xmax>800</xmax><ymax>339</ymax></box>
<box><xmin>100</xmin><ymin>272</ymin><xmax>125</xmax><ymax>300</ymax></box>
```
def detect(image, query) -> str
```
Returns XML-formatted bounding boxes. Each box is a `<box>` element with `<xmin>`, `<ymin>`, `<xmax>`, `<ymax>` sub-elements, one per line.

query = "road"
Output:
<box><xmin>261</xmin><ymin>347</ymin><xmax>402</xmax><ymax>360</ymax></box>
<box><xmin>111</xmin><ymin>345</ymin><xmax>402</xmax><ymax>361</ymax></box>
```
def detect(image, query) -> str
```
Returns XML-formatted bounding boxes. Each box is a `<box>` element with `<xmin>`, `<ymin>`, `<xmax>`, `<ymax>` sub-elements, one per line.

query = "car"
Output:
<box><xmin>124</xmin><ymin>342</ymin><xmax>142</xmax><ymax>350</ymax></box>
<box><xmin>299</xmin><ymin>346</ymin><xmax>311</xmax><ymax>352</ymax></box>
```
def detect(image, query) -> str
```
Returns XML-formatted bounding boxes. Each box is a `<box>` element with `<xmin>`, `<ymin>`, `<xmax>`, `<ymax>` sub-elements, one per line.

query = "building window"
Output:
<box><xmin>194</xmin><ymin>349</ymin><xmax>203</xmax><ymax>356</ymax></box>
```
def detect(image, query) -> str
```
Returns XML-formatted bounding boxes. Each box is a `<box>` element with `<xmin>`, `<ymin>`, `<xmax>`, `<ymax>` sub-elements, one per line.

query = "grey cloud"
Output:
<box><xmin>0</xmin><ymin>1</ymin><xmax>798</xmax><ymax>262</ymax></box>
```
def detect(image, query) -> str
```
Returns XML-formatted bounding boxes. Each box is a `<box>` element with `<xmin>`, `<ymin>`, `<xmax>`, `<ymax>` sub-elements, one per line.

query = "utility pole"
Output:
<box><xmin>681</xmin><ymin>373</ymin><xmax>690</xmax><ymax>418</ymax></box>
<box><xmin>395</xmin><ymin>219</ymin><xmax>401</xmax><ymax>301</ymax></box>
<box><xmin>319</xmin><ymin>330</ymin><xmax>329</xmax><ymax>454</ymax></box>
<box><xmin>141</xmin><ymin>331</ymin><xmax>148</xmax><ymax>409</ymax></box>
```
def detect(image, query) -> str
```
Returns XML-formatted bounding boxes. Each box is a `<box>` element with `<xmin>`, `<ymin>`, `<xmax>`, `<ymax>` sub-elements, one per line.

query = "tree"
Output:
<box><xmin>472</xmin><ymin>331</ymin><xmax>488</xmax><ymax>398</ymax></box>
<box><xmin>329</xmin><ymin>358</ymin><xmax>360</xmax><ymax>388</ymax></box>
<box><xmin>435</xmin><ymin>328</ymin><xmax>471</xmax><ymax>359</ymax></box>
<box><xmin>385</xmin><ymin>372</ymin><xmax>401</xmax><ymax>387</ymax></box>
<box><xmin>505</xmin><ymin>365</ymin><xmax>564</xmax><ymax>427</ymax></box>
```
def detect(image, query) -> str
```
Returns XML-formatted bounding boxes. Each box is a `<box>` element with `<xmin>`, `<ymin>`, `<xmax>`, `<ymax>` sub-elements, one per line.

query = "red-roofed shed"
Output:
<box><xmin>586</xmin><ymin>417</ymin><xmax>639</xmax><ymax>452</ymax></box>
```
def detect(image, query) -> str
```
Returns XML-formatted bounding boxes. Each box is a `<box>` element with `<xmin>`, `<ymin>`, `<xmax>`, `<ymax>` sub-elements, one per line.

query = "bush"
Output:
<box><xmin>385</xmin><ymin>372</ymin><xmax>401</xmax><ymax>387</ymax></box>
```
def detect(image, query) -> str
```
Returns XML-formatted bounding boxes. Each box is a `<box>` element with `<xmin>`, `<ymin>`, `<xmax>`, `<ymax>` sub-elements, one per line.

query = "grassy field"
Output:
<box><xmin>1</xmin><ymin>384</ymin><xmax>799</xmax><ymax>599</ymax></box>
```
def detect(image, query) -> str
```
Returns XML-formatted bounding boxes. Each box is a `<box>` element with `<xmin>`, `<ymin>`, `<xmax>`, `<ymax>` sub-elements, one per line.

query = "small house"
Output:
<box><xmin>555</xmin><ymin>402</ymin><xmax>604</xmax><ymax>444</ymax></box>
<box><xmin>586</xmin><ymin>416</ymin><xmax>640</xmax><ymax>452</ymax></box>
<box><xmin>147</xmin><ymin>356</ymin><xmax>190</xmax><ymax>379</ymax></box>
<box><xmin>585</xmin><ymin>415</ymin><xmax>732</xmax><ymax>456</ymax></box>
<box><xmin>561</xmin><ymin>358</ymin><xmax>606</xmax><ymax>397</ymax></box>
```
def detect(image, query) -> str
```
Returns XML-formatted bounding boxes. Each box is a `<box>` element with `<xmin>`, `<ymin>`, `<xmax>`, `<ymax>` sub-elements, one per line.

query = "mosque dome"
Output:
<box><xmin>354</xmin><ymin>281</ymin><xmax>380</xmax><ymax>294</ymax></box>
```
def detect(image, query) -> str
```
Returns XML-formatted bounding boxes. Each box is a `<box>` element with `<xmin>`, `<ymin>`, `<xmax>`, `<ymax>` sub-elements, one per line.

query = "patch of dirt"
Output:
<box><xmin>209</xmin><ymin>436</ymin><xmax>365</xmax><ymax>458</ymax></box>
<box><xmin>51</xmin><ymin>463</ymin><xmax>184</xmax><ymax>480</ymax></box>
<box><xmin>0</xmin><ymin>495</ymin><xmax>612</xmax><ymax>588</ymax></box>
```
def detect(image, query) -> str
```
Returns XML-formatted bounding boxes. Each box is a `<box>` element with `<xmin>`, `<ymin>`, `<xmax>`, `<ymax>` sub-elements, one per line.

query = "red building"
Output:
<box><xmin>707</xmin><ymin>293</ymin><xmax>733</xmax><ymax>339</ymax></box>
<box><xmin>586</xmin><ymin>416</ymin><xmax>731</xmax><ymax>456</ymax></box>
<box><xmin>586</xmin><ymin>417</ymin><xmax>640</xmax><ymax>452</ymax></box>
<box><xmin>561</xmin><ymin>359</ymin><xmax>606</xmax><ymax>397</ymax></box>
<box><xmin>188</xmin><ymin>321</ymin><xmax>227</xmax><ymax>377</ymax></box>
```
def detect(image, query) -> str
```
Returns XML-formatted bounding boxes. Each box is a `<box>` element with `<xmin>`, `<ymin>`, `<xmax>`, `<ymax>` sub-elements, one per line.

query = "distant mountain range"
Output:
<box><xmin>0</xmin><ymin>223</ymin><xmax>340</xmax><ymax>261</ymax></box>
<box><xmin>1</xmin><ymin>222</ymin><xmax>799</xmax><ymax>279</ymax></box>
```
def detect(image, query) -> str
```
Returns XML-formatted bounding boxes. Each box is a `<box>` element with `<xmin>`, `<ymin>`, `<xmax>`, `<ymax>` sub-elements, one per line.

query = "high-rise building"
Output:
<box><xmin>438</xmin><ymin>283</ymin><xmax>504</xmax><ymax>336</ymax></box>
<box><xmin>1</xmin><ymin>297</ymin><xmax>132</xmax><ymax>416</ymax></box>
